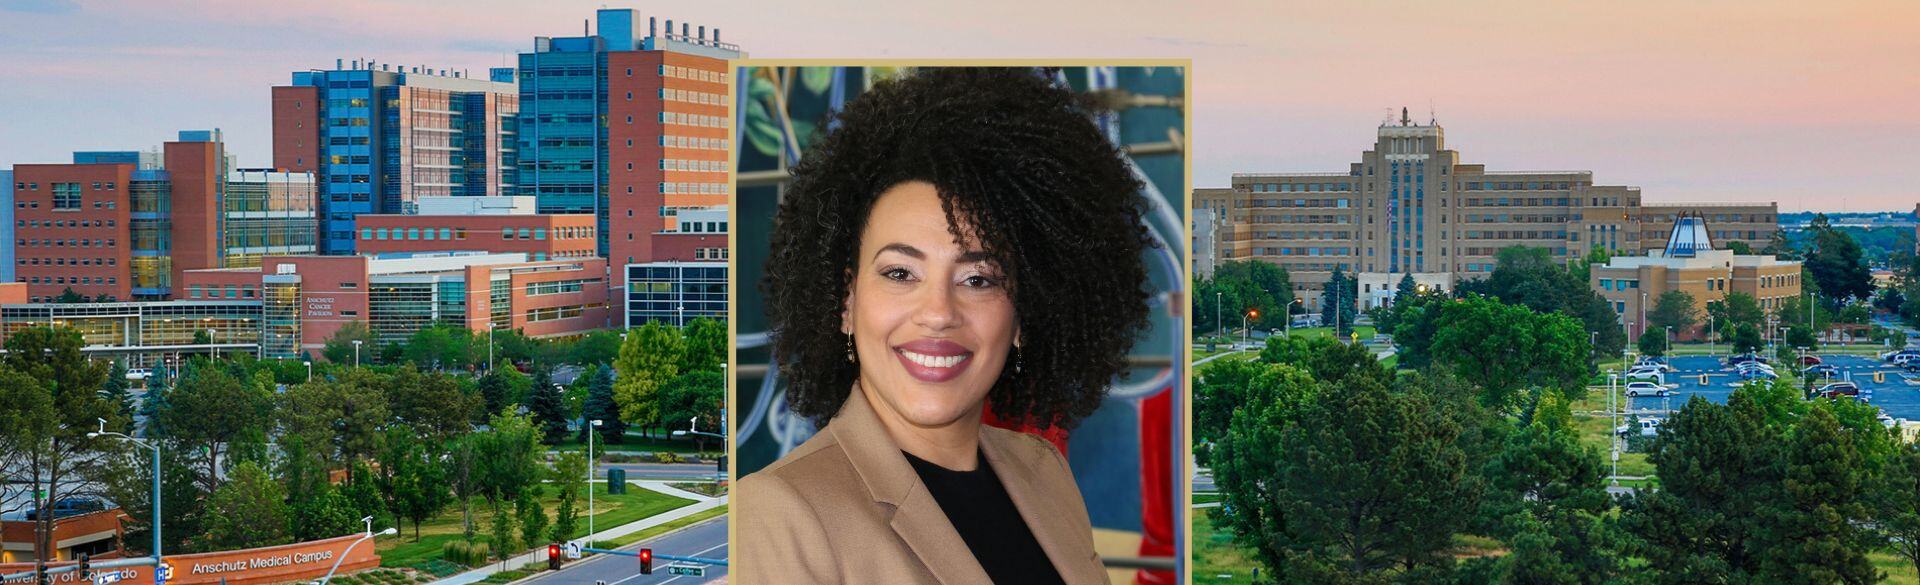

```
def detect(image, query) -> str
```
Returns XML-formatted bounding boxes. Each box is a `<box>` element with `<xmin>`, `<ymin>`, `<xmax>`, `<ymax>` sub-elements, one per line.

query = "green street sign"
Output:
<box><xmin>668</xmin><ymin>565</ymin><xmax>706</xmax><ymax>577</ymax></box>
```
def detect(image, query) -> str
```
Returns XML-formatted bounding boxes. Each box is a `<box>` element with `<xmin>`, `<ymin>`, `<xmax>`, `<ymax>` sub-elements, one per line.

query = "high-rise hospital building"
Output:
<box><xmin>1195</xmin><ymin>109</ymin><xmax>1780</xmax><ymax>310</ymax></box>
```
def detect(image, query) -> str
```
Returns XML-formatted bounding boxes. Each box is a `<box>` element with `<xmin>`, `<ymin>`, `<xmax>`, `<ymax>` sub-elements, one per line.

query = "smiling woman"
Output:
<box><xmin>736</xmin><ymin>67</ymin><xmax>1158</xmax><ymax>585</ymax></box>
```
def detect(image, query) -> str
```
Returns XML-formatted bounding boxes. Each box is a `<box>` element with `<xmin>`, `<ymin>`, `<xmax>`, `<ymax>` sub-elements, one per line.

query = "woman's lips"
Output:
<box><xmin>893</xmin><ymin>339</ymin><xmax>973</xmax><ymax>383</ymax></box>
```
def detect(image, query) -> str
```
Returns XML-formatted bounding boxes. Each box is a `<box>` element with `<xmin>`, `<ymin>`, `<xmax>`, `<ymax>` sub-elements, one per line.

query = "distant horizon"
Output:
<box><xmin>1</xmin><ymin>0</ymin><xmax>1914</xmax><ymax>213</ymax></box>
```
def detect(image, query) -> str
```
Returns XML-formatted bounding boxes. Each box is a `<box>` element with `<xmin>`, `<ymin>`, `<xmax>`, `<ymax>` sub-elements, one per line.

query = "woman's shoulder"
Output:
<box><xmin>980</xmin><ymin>425</ymin><xmax>1070</xmax><ymax>472</ymax></box>
<box><xmin>737</xmin><ymin>426</ymin><xmax>861</xmax><ymax>502</ymax></box>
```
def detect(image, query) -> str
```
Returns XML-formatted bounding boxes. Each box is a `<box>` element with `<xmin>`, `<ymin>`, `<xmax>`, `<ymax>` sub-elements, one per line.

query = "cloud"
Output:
<box><xmin>0</xmin><ymin>0</ymin><xmax>79</xmax><ymax>14</ymax></box>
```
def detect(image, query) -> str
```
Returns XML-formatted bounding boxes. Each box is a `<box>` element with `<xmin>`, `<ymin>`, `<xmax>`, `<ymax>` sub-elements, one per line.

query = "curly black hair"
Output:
<box><xmin>764</xmin><ymin>67</ymin><xmax>1155</xmax><ymax>430</ymax></box>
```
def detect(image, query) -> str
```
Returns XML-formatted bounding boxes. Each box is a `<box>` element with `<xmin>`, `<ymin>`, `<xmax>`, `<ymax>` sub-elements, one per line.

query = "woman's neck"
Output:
<box><xmin>857</xmin><ymin>379</ymin><xmax>984</xmax><ymax>471</ymax></box>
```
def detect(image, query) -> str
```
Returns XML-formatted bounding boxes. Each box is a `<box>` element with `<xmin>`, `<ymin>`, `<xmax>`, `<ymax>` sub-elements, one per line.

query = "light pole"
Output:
<box><xmin>1215</xmin><ymin>292</ymin><xmax>1222</xmax><ymax>338</ymax></box>
<box><xmin>1665</xmin><ymin>326</ymin><xmax>1672</xmax><ymax>357</ymax></box>
<box><xmin>587</xmin><ymin>418</ymin><xmax>602</xmax><ymax>541</ymax></box>
<box><xmin>1242</xmin><ymin>309</ymin><xmax>1257</xmax><ymax>347</ymax></box>
<box><xmin>1608</xmin><ymin>373</ymin><xmax>1620</xmax><ymax>483</ymax></box>
<box><xmin>1284</xmin><ymin>298</ymin><xmax>1303</xmax><ymax>338</ymax></box>
<box><xmin>209</xmin><ymin>328</ymin><xmax>217</xmax><ymax>360</ymax></box>
<box><xmin>88</xmin><ymin>419</ymin><xmax>160</xmax><ymax>570</ymax></box>
<box><xmin>304</xmin><ymin>360</ymin><xmax>312</xmax><ymax>382</ymax></box>
<box><xmin>487</xmin><ymin>322</ymin><xmax>496</xmax><ymax>373</ymax></box>
<box><xmin>315</xmin><ymin>517</ymin><xmax>396</xmax><ymax>585</ymax></box>
<box><xmin>673</xmin><ymin>417</ymin><xmax>727</xmax><ymax>483</ymax></box>
<box><xmin>352</xmin><ymin>339</ymin><xmax>362</xmax><ymax>367</ymax></box>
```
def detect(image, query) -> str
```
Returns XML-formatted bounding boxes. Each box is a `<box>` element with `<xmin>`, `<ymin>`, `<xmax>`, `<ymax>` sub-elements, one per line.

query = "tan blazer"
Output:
<box><xmin>736</xmin><ymin>389</ymin><xmax>1107</xmax><ymax>584</ymax></box>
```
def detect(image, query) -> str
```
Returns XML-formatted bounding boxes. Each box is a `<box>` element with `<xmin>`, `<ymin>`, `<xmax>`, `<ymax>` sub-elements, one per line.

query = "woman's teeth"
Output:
<box><xmin>901</xmin><ymin>350</ymin><xmax>965</xmax><ymax>368</ymax></box>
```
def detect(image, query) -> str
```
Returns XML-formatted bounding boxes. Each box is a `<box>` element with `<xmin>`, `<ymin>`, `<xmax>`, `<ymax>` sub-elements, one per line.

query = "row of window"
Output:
<box><xmin>1246</xmin><ymin>182</ymin><xmax>1353</xmax><ymax>193</ymax></box>
<box><xmin>661</xmin><ymin>88</ymin><xmax>723</xmax><ymax>105</ymax></box>
<box><xmin>661</xmin><ymin>159</ymin><xmax>726</xmax><ymax>173</ymax></box>
<box><xmin>661</xmin><ymin>65</ymin><xmax>723</xmax><ymax>83</ymax></box>
<box><xmin>19</xmin><ymin>257</ymin><xmax>116</xmax><ymax>266</ymax></box>
<box><xmin>18</xmin><ymin>219</ymin><xmax>116</xmax><ymax>228</ymax></box>
<box><xmin>1463</xmin><ymin>181</ymin><xmax>1574</xmax><ymax>191</ymax></box>
<box><xmin>1460</xmin><ymin>230</ymin><xmax>1572</xmax><ymax>240</ymax></box>
<box><xmin>661</xmin><ymin>135</ymin><xmax>730</xmax><ymax>151</ymax></box>
<box><xmin>14</xmin><ymin>181</ymin><xmax>118</xmax><ymax>191</ymax></box>
<box><xmin>1599</xmin><ymin>278</ymin><xmax>1642</xmax><ymax>291</ymax></box>
<box><xmin>661</xmin><ymin>111</ymin><xmax>726</xmax><ymax>128</ymax></box>
<box><xmin>1463</xmin><ymin>197</ymin><xmax>1575</xmax><ymax>207</ymax></box>
<box><xmin>1237</xmin><ymin>214</ymin><xmax>1352</xmax><ymax>225</ymax></box>
<box><xmin>659</xmin><ymin>182</ymin><xmax>726</xmax><ymax>195</ymax></box>
<box><xmin>189</xmin><ymin>285</ymin><xmax>260</xmax><ymax>300</ymax></box>
<box><xmin>27</xmin><ymin>275</ymin><xmax>116</xmax><ymax>286</ymax></box>
<box><xmin>1463</xmin><ymin>214</ymin><xmax>1568</xmax><ymax>224</ymax></box>
<box><xmin>693</xmin><ymin>247</ymin><xmax>728</xmax><ymax>260</ymax></box>
<box><xmin>18</xmin><ymin>238</ymin><xmax>117</xmax><ymax>247</ymax></box>
<box><xmin>1238</xmin><ymin>231</ymin><xmax>1354</xmax><ymax>241</ymax></box>
<box><xmin>1243</xmin><ymin>198</ymin><xmax>1352</xmax><ymax>209</ymax></box>
<box><xmin>526</xmin><ymin>304</ymin><xmax>595</xmax><ymax>323</ymax></box>
<box><xmin>676</xmin><ymin>221</ymin><xmax>727</xmax><ymax>234</ymax></box>
<box><xmin>526</xmin><ymin>279</ymin><xmax>594</xmax><ymax>296</ymax></box>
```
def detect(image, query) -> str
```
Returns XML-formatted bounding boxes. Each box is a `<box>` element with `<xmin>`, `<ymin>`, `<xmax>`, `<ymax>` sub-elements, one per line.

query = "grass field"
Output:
<box><xmin>1193</xmin><ymin>509</ymin><xmax>1261</xmax><ymax>585</ymax></box>
<box><xmin>377</xmin><ymin>483</ymin><xmax>696</xmax><ymax>568</ymax></box>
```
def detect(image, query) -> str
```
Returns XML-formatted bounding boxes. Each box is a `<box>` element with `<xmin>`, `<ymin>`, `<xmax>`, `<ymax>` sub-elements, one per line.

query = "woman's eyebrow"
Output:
<box><xmin>874</xmin><ymin>243</ymin><xmax>923</xmax><ymax>261</ymax></box>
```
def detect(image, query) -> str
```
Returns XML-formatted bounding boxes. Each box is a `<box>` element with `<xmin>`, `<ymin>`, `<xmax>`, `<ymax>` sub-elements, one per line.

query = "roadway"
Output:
<box><xmin>596</xmin><ymin>462</ymin><xmax>724</xmax><ymax>481</ymax></box>
<box><xmin>521</xmin><ymin>515</ymin><xmax>728</xmax><ymax>585</ymax></box>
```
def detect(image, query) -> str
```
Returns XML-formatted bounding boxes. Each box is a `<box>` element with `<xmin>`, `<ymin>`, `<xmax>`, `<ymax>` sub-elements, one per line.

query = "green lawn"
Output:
<box><xmin>1282</xmin><ymin>326</ymin><xmax>1379</xmax><ymax>342</ymax></box>
<box><xmin>1876</xmin><ymin>552</ymin><xmax>1919</xmax><ymax>584</ymax></box>
<box><xmin>594</xmin><ymin>505</ymin><xmax>728</xmax><ymax>549</ymax></box>
<box><xmin>1194</xmin><ymin>509</ymin><xmax>1262</xmax><ymax>584</ymax></box>
<box><xmin>377</xmin><ymin>483</ymin><xmax>696</xmax><ymax>568</ymax></box>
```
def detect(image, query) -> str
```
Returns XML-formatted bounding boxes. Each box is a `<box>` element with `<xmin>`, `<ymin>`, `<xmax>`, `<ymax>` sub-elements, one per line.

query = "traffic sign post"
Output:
<box><xmin>564</xmin><ymin>542</ymin><xmax>583</xmax><ymax>560</ymax></box>
<box><xmin>667</xmin><ymin>565</ymin><xmax>707</xmax><ymax>577</ymax></box>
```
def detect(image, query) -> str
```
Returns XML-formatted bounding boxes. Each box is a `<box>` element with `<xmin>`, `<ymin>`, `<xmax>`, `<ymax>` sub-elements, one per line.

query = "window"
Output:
<box><xmin>502</xmin><ymin>228</ymin><xmax>515</xmax><ymax>240</ymax></box>
<box><xmin>52</xmin><ymin>183</ymin><xmax>82</xmax><ymax>209</ymax></box>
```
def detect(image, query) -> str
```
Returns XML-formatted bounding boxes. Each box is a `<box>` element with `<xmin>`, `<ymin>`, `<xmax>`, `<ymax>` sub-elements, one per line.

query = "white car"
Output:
<box><xmin>1624</xmin><ymin>382</ymin><xmax>1671</xmax><ymax>398</ymax></box>
<box><xmin>1625</xmin><ymin>367</ymin><xmax>1665</xmax><ymax>382</ymax></box>
<box><xmin>1735</xmin><ymin>361</ymin><xmax>1775</xmax><ymax>374</ymax></box>
<box><xmin>1617</xmin><ymin>418</ymin><xmax>1664</xmax><ymax>437</ymax></box>
<box><xmin>125</xmin><ymin>368</ymin><xmax>152</xmax><ymax>381</ymax></box>
<box><xmin>1634</xmin><ymin>358</ymin><xmax>1675</xmax><ymax>372</ymax></box>
<box><xmin>1897</xmin><ymin>354</ymin><xmax>1920</xmax><ymax>366</ymax></box>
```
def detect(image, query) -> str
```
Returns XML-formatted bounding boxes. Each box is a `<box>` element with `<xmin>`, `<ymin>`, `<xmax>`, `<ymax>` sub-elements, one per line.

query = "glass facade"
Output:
<box><xmin>517</xmin><ymin>44</ymin><xmax>610</xmax><ymax>254</ymax></box>
<box><xmin>624</xmin><ymin>262</ymin><xmax>725</xmax><ymax>327</ymax></box>
<box><xmin>367</xmin><ymin>281</ymin><xmax>437</xmax><ymax>345</ymax></box>
<box><xmin>0</xmin><ymin>301</ymin><xmax>262</xmax><ymax>357</ymax></box>
<box><xmin>261</xmin><ymin>280</ymin><xmax>302</xmax><ymax>358</ymax></box>
<box><xmin>223</xmin><ymin>171</ymin><xmax>318</xmax><ymax>267</ymax></box>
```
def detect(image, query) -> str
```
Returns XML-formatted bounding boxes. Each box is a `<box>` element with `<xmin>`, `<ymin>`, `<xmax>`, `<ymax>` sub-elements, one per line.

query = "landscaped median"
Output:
<box><xmin>376</xmin><ymin>483</ymin><xmax>695</xmax><ymax>573</ymax></box>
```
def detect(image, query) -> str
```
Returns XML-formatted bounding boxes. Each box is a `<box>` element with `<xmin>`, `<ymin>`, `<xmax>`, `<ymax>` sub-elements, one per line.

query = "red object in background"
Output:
<box><xmin>1135</xmin><ymin>387</ymin><xmax>1175</xmax><ymax>585</ymax></box>
<box><xmin>983</xmin><ymin>406</ymin><xmax>1072</xmax><ymax>457</ymax></box>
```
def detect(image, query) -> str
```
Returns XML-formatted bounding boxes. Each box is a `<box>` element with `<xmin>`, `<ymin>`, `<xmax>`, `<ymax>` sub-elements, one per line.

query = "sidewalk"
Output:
<box><xmin>429</xmin><ymin>480</ymin><xmax>727</xmax><ymax>585</ymax></box>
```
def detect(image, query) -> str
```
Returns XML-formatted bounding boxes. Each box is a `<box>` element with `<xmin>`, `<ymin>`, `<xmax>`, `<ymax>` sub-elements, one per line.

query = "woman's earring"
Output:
<box><xmin>1015</xmin><ymin>346</ymin><xmax>1023</xmax><ymax>375</ymax></box>
<box><xmin>846</xmin><ymin>335</ymin><xmax>856</xmax><ymax>364</ymax></box>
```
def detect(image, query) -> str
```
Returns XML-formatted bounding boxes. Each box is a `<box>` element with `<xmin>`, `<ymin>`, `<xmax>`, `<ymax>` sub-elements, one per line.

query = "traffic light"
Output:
<box><xmin>639</xmin><ymin>548</ymin><xmax>653</xmax><ymax>574</ymax></box>
<box><xmin>547</xmin><ymin>544</ymin><xmax>561</xmax><ymax>570</ymax></box>
<box><xmin>77</xmin><ymin>553</ymin><xmax>90</xmax><ymax>579</ymax></box>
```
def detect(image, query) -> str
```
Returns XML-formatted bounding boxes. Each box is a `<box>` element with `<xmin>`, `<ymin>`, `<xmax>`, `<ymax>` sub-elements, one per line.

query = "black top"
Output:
<box><xmin>903</xmin><ymin>449</ymin><xmax>1067</xmax><ymax>585</ymax></box>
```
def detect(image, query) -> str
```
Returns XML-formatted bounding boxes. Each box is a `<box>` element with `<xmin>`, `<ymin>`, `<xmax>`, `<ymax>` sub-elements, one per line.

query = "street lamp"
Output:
<box><xmin>209</xmin><ymin>328</ymin><xmax>217</xmax><ymax>360</ymax></box>
<box><xmin>1243</xmin><ymin>309</ymin><xmax>1257</xmax><ymax>347</ymax></box>
<box><xmin>1284</xmin><ymin>298</ymin><xmax>1303</xmax><ymax>338</ymax></box>
<box><xmin>1607</xmin><ymin>373</ymin><xmax>1619</xmax><ymax>486</ymax></box>
<box><xmin>352</xmin><ymin>339</ymin><xmax>363</xmax><ymax>367</ymax></box>
<box><xmin>1215</xmin><ymin>292</ymin><xmax>1222</xmax><ymax>339</ymax></box>
<box><xmin>1665</xmin><ymin>325</ymin><xmax>1672</xmax><ymax>357</ymax></box>
<box><xmin>304</xmin><ymin>360</ymin><xmax>312</xmax><ymax>382</ymax></box>
<box><xmin>587</xmin><ymin>418</ymin><xmax>602</xmax><ymax>540</ymax></box>
<box><xmin>88</xmin><ymin>418</ymin><xmax>161</xmax><ymax>569</ymax></box>
<box><xmin>315</xmin><ymin>517</ymin><xmax>396</xmax><ymax>584</ymax></box>
<box><xmin>486</xmin><ymin>322</ymin><xmax>497</xmax><ymax>373</ymax></box>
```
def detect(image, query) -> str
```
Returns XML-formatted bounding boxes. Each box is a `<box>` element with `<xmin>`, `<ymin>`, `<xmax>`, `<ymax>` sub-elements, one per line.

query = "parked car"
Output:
<box><xmin>1735</xmin><ymin>362</ymin><xmax>1775</xmax><ymax>375</ymax></box>
<box><xmin>1726</xmin><ymin>353</ymin><xmax>1769</xmax><ymax>367</ymax></box>
<box><xmin>1625</xmin><ymin>367</ymin><xmax>1666</xmax><ymax>383</ymax></box>
<box><xmin>1624</xmin><ymin>382</ymin><xmax>1671</xmax><ymax>398</ymax></box>
<box><xmin>24</xmin><ymin>498</ymin><xmax>104</xmax><ymax>521</ymax></box>
<box><xmin>1635</xmin><ymin>357</ymin><xmax>1675</xmax><ymax>372</ymax></box>
<box><xmin>1883</xmin><ymin>349</ymin><xmax>1920</xmax><ymax>362</ymax></box>
<box><xmin>1806</xmin><ymin>365</ymin><xmax>1840</xmax><ymax>378</ymax></box>
<box><xmin>1617</xmin><ymin>418</ymin><xmax>1664</xmax><ymax>437</ymax></box>
<box><xmin>1817</xmin><ymin>382</ymin><xmax>1862</xmax><ymax>398</ymax></box>
<box><xmin>1799</xmin><ymin>355</ymin><xmax>1823</xmax><ymax>366</ymax></box>
<box><xmin>1740</xmin><ymin>368</ymin><xmax>1779</xmax><ymax>380</ymax></box>
<box><xmin>1897</xmin><ymin>354</ymin><xmax>1920</xmax><ymax>367</ymax></box>
<box><xmin>125</xmin><ymin>368</ymin><xmax>151</xmax><ymax>381</ymax></box>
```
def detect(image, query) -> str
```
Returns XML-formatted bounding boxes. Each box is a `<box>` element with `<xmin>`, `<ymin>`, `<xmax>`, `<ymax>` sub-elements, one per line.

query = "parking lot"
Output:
<box><xmin>1624</xmin><ymin>354</ymin><xmax>1920</xmax><ymax>419</ymax></box>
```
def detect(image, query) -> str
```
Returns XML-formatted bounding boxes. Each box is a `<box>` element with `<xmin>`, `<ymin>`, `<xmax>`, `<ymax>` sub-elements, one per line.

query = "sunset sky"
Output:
<box><xmin>2</xmin><ymin>0</ymin><xmax>1915</xmax><ymax>211</ymax></box>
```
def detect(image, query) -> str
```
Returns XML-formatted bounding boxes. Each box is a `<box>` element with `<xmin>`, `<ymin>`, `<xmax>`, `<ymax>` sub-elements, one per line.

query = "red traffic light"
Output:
<box><xmin>547</xmin><ymin>544</ymin><xmax>561</xmax><ymax>570</ymax></box>
<box><xmin>639</xmin><ymin>548</ymin><xmax>653</xmax><ymax>574</ymax></box>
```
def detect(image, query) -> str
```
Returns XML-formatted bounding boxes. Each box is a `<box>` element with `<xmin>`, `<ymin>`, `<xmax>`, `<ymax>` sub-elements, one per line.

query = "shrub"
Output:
<box><xmin>654</xmin><ymin>452</ymin><xmax>682</xmax><ymax>464</ymax></box>
<box><xmin>442</xmin><ymin>540</ymin><xmax>494</xmax><ymax>567</ymax></box>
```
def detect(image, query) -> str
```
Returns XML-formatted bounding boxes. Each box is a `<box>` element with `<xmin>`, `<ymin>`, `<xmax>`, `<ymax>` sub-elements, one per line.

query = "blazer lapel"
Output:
<box><xmin>830</xmin><ymin>389</ymin><xmax>994</xmax><ymax>584</ymax></box>
<box><xmin>981</xmin><ymin>429</ymin><xmax>1102</xmax><ymax>585</ymax></box>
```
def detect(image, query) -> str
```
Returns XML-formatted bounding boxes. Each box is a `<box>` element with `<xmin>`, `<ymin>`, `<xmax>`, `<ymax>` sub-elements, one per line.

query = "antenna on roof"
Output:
<box><xmin>1428</xmin><ymin>99</ymin><xmax>1436</xmax><ymax>125</ymax></box>
<box><xmin>1400</xmin><ymin>107</ymin><xmax>1411</xmax><ymax>126</ymax></box>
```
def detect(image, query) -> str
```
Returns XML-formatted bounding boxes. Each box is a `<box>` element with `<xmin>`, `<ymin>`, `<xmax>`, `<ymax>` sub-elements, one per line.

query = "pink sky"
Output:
<box><xmin>1</xmin><ymin>0</ymin><xmax>1914</xmax><ymax>211</ymax></box>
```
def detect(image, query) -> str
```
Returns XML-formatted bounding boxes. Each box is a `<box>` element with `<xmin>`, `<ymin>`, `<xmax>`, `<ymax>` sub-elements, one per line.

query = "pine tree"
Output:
<box><xmin>580</xmin><ymin>365</ymin><xmax>627</xmax><ymax>444</ymax></box>
<box><xmin>101</xmin><ymin>361</ymin><xmax>135</xmax><ymax>419</ymax></box>
<box><xmin>528</xmin><ymin>365</ymin><xmax>569</xmax><ymax>444</ymax></box>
